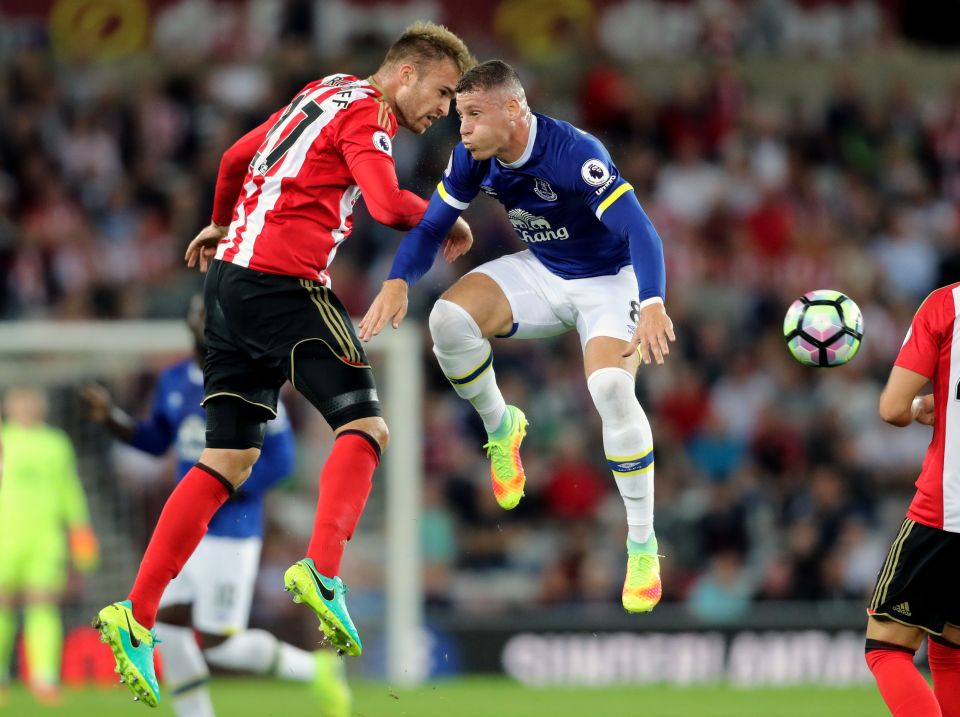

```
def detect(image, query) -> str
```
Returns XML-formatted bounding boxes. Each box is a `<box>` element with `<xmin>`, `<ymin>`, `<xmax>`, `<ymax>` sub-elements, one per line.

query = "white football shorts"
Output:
<box><xmin>471</xmin><ymin>250</ymin><xmax>640</xmax><ymax>352</ymax></box>
<box><xmin>159</xmin><ymin>534</ymin><xmax>262</xmax><ymax>635</ymax></box>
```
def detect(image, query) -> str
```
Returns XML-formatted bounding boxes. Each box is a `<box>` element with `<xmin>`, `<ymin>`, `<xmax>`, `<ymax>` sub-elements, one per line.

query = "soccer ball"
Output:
<box><xmin>783</xmin><ymin>290</ymin><xmax>864</xmax><ymax>367</ymax></box>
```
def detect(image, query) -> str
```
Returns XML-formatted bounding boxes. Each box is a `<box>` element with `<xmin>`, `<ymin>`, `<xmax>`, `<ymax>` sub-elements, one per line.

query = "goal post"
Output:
<box><xmin>0</xmin><ymin>319</ymin><xmax>425</xmax><ymax>686</ymax></box>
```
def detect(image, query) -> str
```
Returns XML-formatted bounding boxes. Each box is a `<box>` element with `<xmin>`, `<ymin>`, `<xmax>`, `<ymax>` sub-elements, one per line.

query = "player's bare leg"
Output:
<box><xmin>584</xmin><ymin>337</ymin><xmax>661</xmax><ymax>612</ymax></box>
<box><xmin>865</xmin><ymin>616</ymin><xmax>940</xmax><ymax>716</ymax></box>
<box><xmin>430</xmin><ymin>274</ymin><xmax>528</xmax><ymax>509</ymax></box>
<box><xmin>22</xmin><ymin>592</ymin><xmax>63</xmax><ymax>705</ymax></box>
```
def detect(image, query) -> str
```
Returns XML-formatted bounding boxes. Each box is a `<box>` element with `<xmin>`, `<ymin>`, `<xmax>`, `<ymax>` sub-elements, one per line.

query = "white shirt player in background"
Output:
<box><xmin>360</xmin><ymin>60</ymin><xmax>674</xmax><ymax>614</ymax></box>
<box><xmin>864</xmin><ymin>282</ymin><xmax>960</xmax><ymax>717</ymax></box>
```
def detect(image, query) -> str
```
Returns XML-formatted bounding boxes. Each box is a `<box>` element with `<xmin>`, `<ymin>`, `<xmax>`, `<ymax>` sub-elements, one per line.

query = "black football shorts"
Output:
<box><xmin>868</xmin><ymin>517</ymin><xmax>960</xmax><ymax>635</ymax></box>
<box><xmin>201</xmin><ymin>259</ymin><xmax>380</xmax><ymax>431</ymax></box>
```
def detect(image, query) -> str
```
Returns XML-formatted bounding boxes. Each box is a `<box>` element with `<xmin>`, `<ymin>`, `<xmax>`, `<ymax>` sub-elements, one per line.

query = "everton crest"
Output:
<box><xmin>533</xmin><ymin>177</ymin><xmax>557</xmax><ymax>202</ymax></box>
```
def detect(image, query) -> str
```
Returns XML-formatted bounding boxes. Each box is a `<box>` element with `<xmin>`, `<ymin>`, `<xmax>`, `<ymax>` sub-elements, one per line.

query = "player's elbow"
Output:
<box><xmin>366</xmin><ymin>203</ymin><xmax>407</xmax><ymax>230</ymax></box>
<box><xmin>878</xmin><ymin>391</ymin><xmax>910</xmax><ymax>426</ymax></box>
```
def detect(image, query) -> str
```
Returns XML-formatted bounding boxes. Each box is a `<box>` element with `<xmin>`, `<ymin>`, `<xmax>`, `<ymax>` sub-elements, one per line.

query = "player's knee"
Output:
<box><xmin>204</xmin><ymin>397</ymin><xmax>269</xmax><ymax>454</ymax></box>
<box><xmin>942</xmin><ymin>625</ymin><xmax>960</xmax><ymax>647</ymax></box>
<box><xmin>587</xmin><ymin>367</ymin><xmax>642</xmax><ymax>424</ymax></box>
<box><xmin>198</xmin><ymin>447</ymin><xmax>260</xmax><ymax>488</ymax></box>
<box><xmin>369</xmin><ymin>419</ymin><xmax>389</xmax><ymax>452</ymax></box>
<box><xmin>338</xmin><ymin>417</ymin><xmax>389</xmax><ymax>453</ymax></box>
<box><xmin>429</xmin><ymin>299</ymin><xmax>481</xmax><ymax>352</ymax></box>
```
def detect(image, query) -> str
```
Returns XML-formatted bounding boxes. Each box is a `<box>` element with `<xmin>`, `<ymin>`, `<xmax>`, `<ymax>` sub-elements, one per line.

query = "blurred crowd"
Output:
<box><xmin>2</xmin><ymin>1</ymin><xmax>960</xmax><ymax>625</ymax></box>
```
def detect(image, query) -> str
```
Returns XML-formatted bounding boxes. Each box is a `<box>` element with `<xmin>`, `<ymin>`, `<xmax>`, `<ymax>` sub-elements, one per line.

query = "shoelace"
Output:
<box><xmin>483</xmin><ymin>440</ymin><xmax>515</xmax><ymax>474</ymax></box>
<box><xmin>627</xmin><ymin>553</ymin><xmax>657</xmax><ymax>583</ymax></box>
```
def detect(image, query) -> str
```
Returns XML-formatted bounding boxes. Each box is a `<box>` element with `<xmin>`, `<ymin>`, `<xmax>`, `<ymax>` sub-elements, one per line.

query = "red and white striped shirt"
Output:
<box><xmin>896</xmin><ymin>282</ymin><xmax>960</xmax><ymax>532</ymax></box>
<box><xmin>212</xmin><ymin>74</ymin><xmax>428</xmax><ymax>285</ymax></box>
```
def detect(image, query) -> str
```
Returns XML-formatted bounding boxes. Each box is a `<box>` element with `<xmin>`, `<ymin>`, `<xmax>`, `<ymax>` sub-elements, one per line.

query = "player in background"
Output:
<box><xmin>82</xmin><ymin>295</ymin><xmax>350</xmax><ymax>717</ymax></box>
<box><xmin>360</xmin><ymin>60</ymin><xmax>673</xmax><ymax>614</ymax></box>
<box><xmin>0</xmin><ymin>386</ymin><xmax>99</xmax><ymax>705</ymax></box>
<box><xmin>866</xmin><ymin>283</ymin><xmax>960</xmax><ymax>717</ymax></box>
<box><xmin>94</xmin><ymin>22</ymin><xmax>475</xmax><ymax>707</ymax></box>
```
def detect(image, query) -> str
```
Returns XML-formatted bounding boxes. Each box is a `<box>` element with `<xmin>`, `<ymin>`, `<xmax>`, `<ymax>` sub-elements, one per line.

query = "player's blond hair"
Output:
<box><xmin>381</xmin><ymin>21</ymin><xmax>476</xmax><ymax>76</ymax></box>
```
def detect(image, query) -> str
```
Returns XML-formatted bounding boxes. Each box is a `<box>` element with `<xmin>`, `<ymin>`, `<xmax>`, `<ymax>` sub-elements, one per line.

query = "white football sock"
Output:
<box><xmin>587</xmin><ymin>367</ymin><xmax>655</xmax><ymax>544</ymax></box>
<box><xmin>203</xmin><ymin>629</ymin><xmax>314</xmax><ymax>682</ymax></box>
<box><xmin>429</xmin><ymin>298</ymin><xmax>506</xmax><ymax>433</ymax></box>
<box><xmin>156</xmin><ymin>623</ymin><xmax>214</xmax><ymax>717</ymax></box>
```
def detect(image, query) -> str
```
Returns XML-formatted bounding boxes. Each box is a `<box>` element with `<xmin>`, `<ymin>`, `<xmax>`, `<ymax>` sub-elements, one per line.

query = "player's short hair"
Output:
<box><xmin>455</xmin><ymin>59</ymin><xmax>525</xmax><ymax>100</ymax></box>
<box><xmin>382</xmin><ymin>21</ymin><xmax>476</xmax><ymax>76</ymax></box>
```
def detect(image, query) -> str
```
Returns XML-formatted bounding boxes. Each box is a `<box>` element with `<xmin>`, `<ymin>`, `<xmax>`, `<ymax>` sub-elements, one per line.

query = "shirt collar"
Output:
<box><xmin>498</xmin><ymin>113</ymin><xmax>538</xmax><ymax>169</ymax></box>
<box><xmin>366</xmin><ymin>76</ymin><xmax>393</xmax><ymax>105</ymax></box>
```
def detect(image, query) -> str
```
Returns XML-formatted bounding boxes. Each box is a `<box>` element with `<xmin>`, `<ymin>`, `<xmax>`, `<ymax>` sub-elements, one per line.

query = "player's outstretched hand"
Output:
<box><xmin>624</xmin><ymin>301</ymin><xmax>676</xmax><ymax>364</ymax></box>
<box><xmin>441</xmin><ymin>216</ymin><xmax>473</xmax><ymax>263</ymax></box>
<box><xmin>185</xmin><ymin>222</ymin><xmax>228</xmax><ymax>272</ymax></box>
<box><xmin>359</xmin><ymin>279</ymin><xmax>409</xmax><ymax>342</ymax></box>
<box><xmin>79</xmin><ymin>384</ymin><xmax>112</xmax><ymax>422</ymax></box>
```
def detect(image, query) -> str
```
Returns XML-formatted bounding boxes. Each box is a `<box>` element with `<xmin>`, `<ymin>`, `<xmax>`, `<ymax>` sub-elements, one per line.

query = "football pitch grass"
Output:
<box><xmin>1</xmin><ymin>677</ymin><xmax>886</xmax><ymax>716</ymax></box>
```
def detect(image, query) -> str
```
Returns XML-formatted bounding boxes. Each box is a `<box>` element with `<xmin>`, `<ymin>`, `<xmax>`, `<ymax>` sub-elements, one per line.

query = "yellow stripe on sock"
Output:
<box><xmin>607</xmin><ymin>446</ymin><xmax>653</xmax><ymax>463</ymax></box>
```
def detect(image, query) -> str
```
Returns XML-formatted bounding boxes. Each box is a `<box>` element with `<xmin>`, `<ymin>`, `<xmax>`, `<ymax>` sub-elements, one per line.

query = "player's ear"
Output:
<box><xmin>399</xmin><ymin>62</ymin><xmax>417</xmax><ymax>86</ymax></box>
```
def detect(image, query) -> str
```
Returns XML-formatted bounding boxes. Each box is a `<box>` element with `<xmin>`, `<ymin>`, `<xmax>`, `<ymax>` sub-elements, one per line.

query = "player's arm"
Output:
<box><xmin>186</xmin><ymin>110</ymin><xmax>282</xmax><ymax>271</ymax></box>
<box><xmin>338</xmin><ymin>104</ymin><xmax>430</xmax><ymax>229</ymax></box>
<box><xmin>880</xmin><ymin>293</ymin><xmax>942</xmax><ymax>427</ymax></box>
<box><xmin>346</xmin><ymin>150</ymin><xmax>472</xmax><ymax>260</ymax></box>
<box><xmin>879</xmin><ymin>367</ymin><xmax>931</xmax><ymax>427</ymax></box>
<box><xmin>584</xmin><ymin>149</ymin><xmax>673</xmax><ymax>363</ymax></box>
<box><xmin>210</xmin><ymin>114</ymin><xmax>279</xmax><ymax>227</ymax></box>
<box><xmin>599</xmin><ymin>191</ymin><xmax>666</xmax><ymax>306</ymax></box>
<box><xmin>358</xmin><ymin>146</ymin><xmax>480</xmax><ymax>341</ymax></box>
<box><xmin>356</xmin><ymin>190</ymin><xmax>460</xmax><ymax>342</ymax></box>
<box><xmin>81</xmin><ymin>379</ymin><xmax>174</xmax><ymax>455</ymax></box>
<box><xmin>57</xmin><ymin>433</ymin><xmax>99</xmax><ymax>572</ymax></box>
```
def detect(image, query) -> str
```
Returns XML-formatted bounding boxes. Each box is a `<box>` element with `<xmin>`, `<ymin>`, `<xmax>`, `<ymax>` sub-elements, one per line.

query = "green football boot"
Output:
<box><xmin>622</xmin><ymin>535</ymin><xmax>663</xmax><ymax>613</ymax></box>
<box><xmin>93</xmin><ymin>600</ymin><xmax>160</xmax><ymax>707</ymax></box>
<box><xmin>483</xmin><ymin>405</ymin><xmax>529</xmax><ymax>510</ymax></box>
<box><xmin>284</xmin><ymin>559</ymin><xmax>362</xmax><ymax>656</ymax></box>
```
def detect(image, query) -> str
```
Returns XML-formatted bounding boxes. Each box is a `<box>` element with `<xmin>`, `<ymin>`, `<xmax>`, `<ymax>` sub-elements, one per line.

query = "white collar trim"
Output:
<box><xmin>498</xmin><ymin>114</ymin><xmax>537</xmax><ymax>169</ymax></box>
